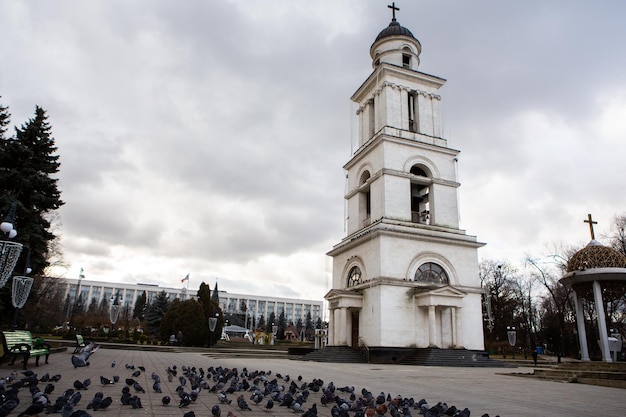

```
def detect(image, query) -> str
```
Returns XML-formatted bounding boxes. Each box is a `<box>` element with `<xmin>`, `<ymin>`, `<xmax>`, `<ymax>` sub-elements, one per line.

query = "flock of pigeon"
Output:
<box><xmin>0</xmin><ymin>349</ymin><xmax>501</xmax><ymax>417</ymax></box>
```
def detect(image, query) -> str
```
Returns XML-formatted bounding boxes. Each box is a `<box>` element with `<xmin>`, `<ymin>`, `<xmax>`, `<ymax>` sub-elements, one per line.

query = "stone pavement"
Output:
<box><xmin>2</xmin><ymin>346</ymin><xmax>625</xmax><ymax>417</ymax></box>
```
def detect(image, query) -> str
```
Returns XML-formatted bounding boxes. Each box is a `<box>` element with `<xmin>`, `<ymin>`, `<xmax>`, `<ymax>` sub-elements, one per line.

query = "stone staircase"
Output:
<box><xmin>298</xmin><ymin>346</ymin><xmax>366</xmax><ymax>363</ymax></box>
<box><xmin>298</xmin><ymin>347</ymin><xmax>512</xmax><ymax>367</ymax></box>
<box><xmin>398</xmin><ymin>348</ymin><xmax>512</xmax><ymax>368</ymax></box>
<box><xmin>531</xmin><ymin>362</ymin><xmax>626</xmax><ymax>388</ymax></box>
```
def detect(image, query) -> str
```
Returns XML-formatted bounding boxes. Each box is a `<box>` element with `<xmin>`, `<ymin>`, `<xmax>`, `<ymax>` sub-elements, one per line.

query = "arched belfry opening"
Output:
<box><xmin>359</xmin><ymin>170</ymin><xmax>372</xmax><ymax>227</ymax></box>
<box><xmin>410</xmin><ymin>164</ymin><xmax>431</xmax><ymax>224</ymax></box>
<box><xmin>325</xmin><ymin>4</ymin><xmax>485</xmax><ymax>362</ymax></box>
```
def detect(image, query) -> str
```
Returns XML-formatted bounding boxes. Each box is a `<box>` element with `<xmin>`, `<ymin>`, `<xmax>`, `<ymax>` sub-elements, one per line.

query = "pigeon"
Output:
<box><xmin>153</xmin><ymin>381</ymin><xmax>162</xmax><ymax>393</ymax></box>
<box><xmin>71</xmin><ymin>342</ymin><xmax>99</xmax><ymax>368</ymax></box>
<box><xmin>138</xmin><ymin>366</ymin><xmax>145</xmax><ymax>372</ymax></box>
<box><xmin>97</xmin><ymin>396</ymin><xmax>113</xmax><ymax>410</ymax></box>
<box><xmin>162</xmin><ymin>396</ymin><xmax>171</xmax><ymax>406</ymax></box>
<box><xmin>183</xmin><ymin>412</ymin><xmax>196</xmax><ymax>417</ymax></box>
<box><xmin>265</xmin><ymin>399</ymin><xmax>274</xmax><ymax>410</ymax></box>
<box><xmin>179</xmin><ymin>394</ymin><xmax>192</xmax><ymax>408</ymax></box>
<box><xmin>17</xmin><ymin>403</ymin><xmax>45</xmax><ymax>417</ymax></box>
<box><xmin>129</xmin><ymin>395</ymin><xmax>143</xmax><ymax>409</ymax></box>
<box><xmin>111</xmin><ymin>361</ymin><xmax>116</xmax><ymax>368</ymax></box>
<box><xmin>237</xmin><ymin>395</ymin><xmax>251</xmax><ymax>410</ymax></box>
<box><xmin>100</xmin><ymin>376</ymin><xmax>114</xmax><ymax>386</ymax></box>
<box><xmin>133</xmin><ymin>382</ymin><xmax>145</xmax><ymax>393</ymax></box>
<box><xmin>73</xmin><ymin>381</ymin><xmax>85</xmax><ymax>390</ymax></box>
<box><xmin>59</xmin><ymin>403</ymin><xmax>74</xmax><ymax>417</ymax></box>
<box><xmin>131</xmin><ymin>370</ymin><xmax>141</xmax><ymax>378</ymax></box>
<box><xmin>113</xmin><ymin>376</ymin><xmax>120</xmax><ymax>383</ymax></box>
<box><xmin>212</xmin><ymin>404</ymin><xmax>221</xmax><ymax>417</ymax></box>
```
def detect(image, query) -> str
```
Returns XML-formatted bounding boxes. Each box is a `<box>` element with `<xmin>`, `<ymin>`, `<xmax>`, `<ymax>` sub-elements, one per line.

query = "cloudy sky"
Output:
<box><xmin>2</xmin><ymin>0</ymin><xmax>625</xmax><ymax>302</ymax></box>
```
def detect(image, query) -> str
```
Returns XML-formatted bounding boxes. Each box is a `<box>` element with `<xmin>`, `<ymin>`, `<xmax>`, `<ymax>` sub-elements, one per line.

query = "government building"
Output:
<box><xmin>56</xmin><ymin>277</ymin><xmax>323</xmax><ymax>326</ymax></box>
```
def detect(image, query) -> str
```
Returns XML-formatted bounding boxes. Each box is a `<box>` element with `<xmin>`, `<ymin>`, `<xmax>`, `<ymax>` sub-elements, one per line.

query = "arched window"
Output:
<box><xmin>347</xmin><ymin>266</ymin><xmax>362</xmax><ymax>287</ymax></box>
<box><xmin>415</xmin><ymin>263</ymin><xmax>448</xmax><ymax>284</ymax></box>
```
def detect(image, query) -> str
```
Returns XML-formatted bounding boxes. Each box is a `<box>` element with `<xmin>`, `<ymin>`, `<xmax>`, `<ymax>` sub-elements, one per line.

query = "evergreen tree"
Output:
<box><xmin>277</xmin><ymin>311</ymin><xmax>286</xmax><ymax>340</ymax></box>
<box><xmin>0</xmin><ymin>105</ymin><xmax>63</xmax><ymax>274</ymax></box>
<box><xmin>305</xmin><ymin>312</ymin><xmax>313</xmax><ymax>340</ymax></box>
<box><xmin>0</xmin><ymin>102</ymin><xmax>63</xmax><ymax>325</ymax></box>
<box><xmin>133</xmin><ymin>291</ymin><xmax>147</xmax><ymax>320</ymax></box>
<box><xmin>144</xmin><ymin>290</ymin><xmax>171</xmax><ymax>336</ymax></box>
<box><xmin>159</xmin><ymin>299</ymin><xmax>208</xmax><ymax>346</ymax></box>
<box><xmin>211</xmin><ymin>282</ymin><xmax>220</xmax><ymax>304</ymax></box>
<box><xmin>268</xmin><ymin>312</ymin><xmax>276</xmax><ymax>332</ymax></box>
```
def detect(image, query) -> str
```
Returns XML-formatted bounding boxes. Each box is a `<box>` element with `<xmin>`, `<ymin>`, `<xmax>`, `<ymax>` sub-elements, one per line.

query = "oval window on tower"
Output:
<box><xmin>347</xmin><ymin>266</ymin><xmax>362</xmax><ymax>287</ymax></box>
<box><xmin>414</xmin><ymin>262</ymin><xmax>448</xmax><ymax>284</ymax></box>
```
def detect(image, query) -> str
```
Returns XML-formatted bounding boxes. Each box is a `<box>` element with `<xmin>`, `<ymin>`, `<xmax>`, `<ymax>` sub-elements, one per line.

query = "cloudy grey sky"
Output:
<box><xmin>2</xmin><ymin>1</ymin><xmax>625</xmax><ymax>301</ymax></box>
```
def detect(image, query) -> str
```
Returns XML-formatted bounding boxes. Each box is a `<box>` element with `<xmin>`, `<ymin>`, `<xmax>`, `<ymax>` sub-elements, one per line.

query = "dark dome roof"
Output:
<box><xmin>566</xmin><ymin>240</ymin><xmax>626</xmax><ymax>272</ymax></box>
<box><xmin>374</xmin><ymin>20</ymin><xmax>416</xmax><ymax>43</ymax></box>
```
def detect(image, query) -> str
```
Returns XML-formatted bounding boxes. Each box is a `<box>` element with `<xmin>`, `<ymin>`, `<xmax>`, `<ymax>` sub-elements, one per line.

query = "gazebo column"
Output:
<box><xmin>593</xmin><ymin>280</ymin><xmax>612</xmax><ymax>362</ymax></box>
<box><xmin>573</xmin><ymin>291</ymin><xmax>590</xmax><ymax>361</ymax></box>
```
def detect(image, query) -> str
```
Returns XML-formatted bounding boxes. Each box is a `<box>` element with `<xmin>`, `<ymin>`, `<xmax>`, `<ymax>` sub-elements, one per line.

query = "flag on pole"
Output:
<box><xmin>181</xmin><ymin>273</ymin><xmax>190</xmax><ymax>283</ymax></box>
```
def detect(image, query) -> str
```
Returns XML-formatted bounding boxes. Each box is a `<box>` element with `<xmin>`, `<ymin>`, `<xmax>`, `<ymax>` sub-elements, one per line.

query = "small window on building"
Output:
<box><xmin>415</xmin><ymin>263</ymin><xmax>448</xmax><ymax>284</ymax></box>
<box><xmin>403</xmin><ymin>54</ymin><xmax>411</xmax><ymax>68</ymax></box>
<box><xmin>347</xmin><ymin>266</ymin><xmax>362</xmax><ymax>287</ymax></box>
<box><xmin>407</xmin><ymin>92</ymin><xmax>418</xmax><ymax>132</ymax></box>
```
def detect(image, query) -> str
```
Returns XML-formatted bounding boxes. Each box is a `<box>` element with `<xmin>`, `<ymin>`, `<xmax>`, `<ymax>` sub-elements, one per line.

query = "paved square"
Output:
<box><xmin>2</xmin><ymin>347</ymin><xmax>624</xmax><ymax>417</ymax></box>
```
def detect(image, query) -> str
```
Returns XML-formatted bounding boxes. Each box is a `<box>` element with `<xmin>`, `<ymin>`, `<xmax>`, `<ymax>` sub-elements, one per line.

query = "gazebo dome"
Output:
<box><xmin>566</xmin><ymin>240</ymin><xmax>626</xmax><ymax>272</ymax></box>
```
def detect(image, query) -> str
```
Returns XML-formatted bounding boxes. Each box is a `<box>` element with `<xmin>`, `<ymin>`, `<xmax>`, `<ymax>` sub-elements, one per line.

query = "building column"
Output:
<box><xmin>455</xmin><ymin>307</ymin><xmax>463</xmax><ymax>348</ymax></box>
<box><xmin>337</xmin><ymin>308</ymin><xmax>348</xmax><ymax>346</ymax></box>
<box><xmin>593</xmin><ymin>280</ymin><xmax>612</xmax><ymax>362</ymax></box>
<box><xmin>574</xmin><ymin>291</ymin><xmax>590</xmax><ymax>361</ymax></box>
<box><xmin>428</xmin><ymin>305</ymin><xmax>437</xmax><ymax>347</ymax></box>
<box><xmin>450</xmin><ymin>307</ymin><xmax>457</xmax><ymax>348</ymax></box>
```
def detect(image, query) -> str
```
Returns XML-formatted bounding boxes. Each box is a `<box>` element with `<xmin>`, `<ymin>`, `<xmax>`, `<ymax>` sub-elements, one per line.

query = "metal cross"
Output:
<box><xmin>584</xmin><ymin>213</ymin><xmax>598</xmax><ymax>240</ymax></box>
<box><xmin>388</xmin><ymin>2</ymin><xmax>399</xmax><ymax>21</ymax></box>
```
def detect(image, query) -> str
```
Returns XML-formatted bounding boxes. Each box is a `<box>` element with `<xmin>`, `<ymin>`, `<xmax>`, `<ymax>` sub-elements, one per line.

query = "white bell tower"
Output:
<box><xmin>325</xmin><ymin>5</ymin><xmax>485</xmax><ymax>357</ymax></box>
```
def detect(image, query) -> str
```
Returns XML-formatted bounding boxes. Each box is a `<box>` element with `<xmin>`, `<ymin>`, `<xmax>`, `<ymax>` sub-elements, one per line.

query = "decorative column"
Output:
<box><xmin>455</xmin><ymin>307</ymin><xmax>463</xmax><ymax>348</ymax></box>
<box><xmin>450</xmin><ymin>307</ymin><xmax>457</xmax><ymax>348</ymax></box>
<box><xmin>338</xmin><ymin>308</ymin><xmax>348</xmax><ymax>346</ymax></box>
<box><xmin>593</xmin><ymin>280</ymin><xmax>612</xmax><ymax>362</ymax></box>
<box><xmin>428</xmin><ymin>305</ymin><xmax>437</xmax><ymax>347</ymax></box>
<box><xmin>574</xmin><ymin>291</ymin><xmax>590</xmax><ymax>361</ymax></box>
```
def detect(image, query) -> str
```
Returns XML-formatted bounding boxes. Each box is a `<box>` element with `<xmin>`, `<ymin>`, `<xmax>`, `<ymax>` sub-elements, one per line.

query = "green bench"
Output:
<box><xmin>0</xmin><ymin>330</ymin><xmax>51</xmax><ymax>370</ymax></box>
<box><xmin>74</xmin><ymin>334</ymin><xmax>86</xmax><ymax>354</ymax></box>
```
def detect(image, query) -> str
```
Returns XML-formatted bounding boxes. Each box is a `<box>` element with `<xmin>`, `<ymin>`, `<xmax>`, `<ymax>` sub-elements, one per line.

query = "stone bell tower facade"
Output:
<box><xmin>325</xmin><ymin>11</ymin><xmax>485</xmax><ymax>355</ymax></box>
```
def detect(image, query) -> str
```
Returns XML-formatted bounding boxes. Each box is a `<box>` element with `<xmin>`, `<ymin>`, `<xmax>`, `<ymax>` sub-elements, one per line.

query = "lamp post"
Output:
<box><xmin>507</xmin><ymin>325</ymin><xmax>517</xmax><ymax>359</ymax></box>
<box><xmin>1</xmin><ymin>202</ymin><xmax>23</xmax><ymax>288</ymax></box>
<box><xmin>109</xmin><ymin>292</ymin><xmax>122</xmax><ymax>342</ymax></box>
<box><xmin>208</xmin><ymin>313</ymin><xmax>218</xmax><ymax>348</ymax></box>
<box><xmin>69</xmin><ymin>268</ymin><xmax>85</xmax><ymax>335</ymax></box>
<box><xmin>271</xmin><ymin>322</ymin><xmax>278</xmax><ymax>345</ymax></box>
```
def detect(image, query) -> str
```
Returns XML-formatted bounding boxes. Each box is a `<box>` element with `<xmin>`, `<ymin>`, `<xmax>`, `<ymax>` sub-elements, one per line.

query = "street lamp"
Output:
<box><xmin>69</xmin><ymin>268</ymin><xmax>85</xmax><ymax>334</ymax></box>
<box><xmin>507</xmin><ymin>325</ymin><xmax>517</xmax><ymax>359</ymax></box>
<box><xmin>271</xmin><ymin>322</ymin><xmax>278</xmax><ymax>345</ymax></box>
<box><xmin>1</xmin><ymin>202</ymin><xmax>23</xmax><ymax>288</ymax></box>
<box><xmin>109</xmin><ymin>292</ymin><xmax>122</xmax><ymax>342</ymax></box>
<box><xmin>208</xmin><ymin>313</ymin><xmax>218</xmax><ymax>348</ymax></box>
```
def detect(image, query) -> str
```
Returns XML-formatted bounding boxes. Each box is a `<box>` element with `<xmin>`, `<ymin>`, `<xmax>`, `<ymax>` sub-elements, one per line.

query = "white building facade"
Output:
<box><xmin>57</xmin><ymin>278</ymin><xmax>323</xmax><ymax>326</ymax></box>
<box><xmin>325</xmin><ymin>13</ymin><xmax>485</xmax><ymax>353</ymax></box>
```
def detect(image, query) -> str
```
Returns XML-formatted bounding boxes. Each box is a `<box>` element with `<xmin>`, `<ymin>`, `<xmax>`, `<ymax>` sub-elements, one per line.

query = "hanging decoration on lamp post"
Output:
<box><xmin>1</xmin><ymin>202</ymin><xmax>23</xmax><ymax>288</ymax></box>
<box><xmin>11</xmin><ymin>251</ymin><xmax>34</xmax><ymax>329</ymax></box>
